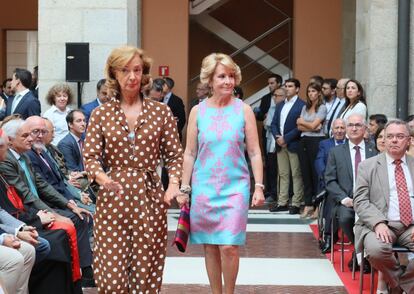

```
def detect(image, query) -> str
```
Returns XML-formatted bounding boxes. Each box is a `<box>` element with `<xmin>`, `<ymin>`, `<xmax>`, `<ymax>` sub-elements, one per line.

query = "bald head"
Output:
<box><xmin>26</xmin><ymin>116</ymin><xmax>48</xmax><ymax>149</ymax></box>
<box><xmin>336</xmin><ymin>78</ymin><xmax>349</xmax><ymax>99</ymax></box>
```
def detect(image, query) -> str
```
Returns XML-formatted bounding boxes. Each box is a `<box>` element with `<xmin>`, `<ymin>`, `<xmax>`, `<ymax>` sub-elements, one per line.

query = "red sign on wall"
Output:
<box><xmin>159</xmin><ymin>65</ymin><xmax>169</xmax><ymax>76</ymax></box>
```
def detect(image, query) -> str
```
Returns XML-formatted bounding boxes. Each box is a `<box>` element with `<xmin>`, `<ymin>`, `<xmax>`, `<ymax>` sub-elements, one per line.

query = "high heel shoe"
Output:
<box><xmin>309</xmin><ymin>207</ymin><xmax>319</xmax><ymax>219</ymax></box>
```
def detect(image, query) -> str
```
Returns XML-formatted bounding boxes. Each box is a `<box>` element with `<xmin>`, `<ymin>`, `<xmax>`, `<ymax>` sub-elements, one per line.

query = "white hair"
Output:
<box><xmin>2</xmin><ymin>119</ymin><xmax>26</xmax><ymax>138</ymax></box>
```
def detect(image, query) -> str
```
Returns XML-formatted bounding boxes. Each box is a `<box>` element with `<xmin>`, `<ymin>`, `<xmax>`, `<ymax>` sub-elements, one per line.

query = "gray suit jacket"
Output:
<box><xmin>354</xmin><ymin>153</ymin><xmax>414</xmax><ymax>251</ymax></box>
<box><xmin>0</xmin><ymin>150</ymin><xmax>69</xmax><ymax>211</ymax></box>
<box><xmin>0</xmin><ymin>207</ymin><xmax>24</xmax><ymax>234</ymax></box>
<box><xmin>325</xmin><ymin>141</ymin><xmax>377</xmax><ymax>203</ymax></box>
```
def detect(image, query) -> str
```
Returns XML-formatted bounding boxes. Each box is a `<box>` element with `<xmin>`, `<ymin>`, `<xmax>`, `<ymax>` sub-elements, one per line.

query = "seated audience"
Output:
<box><xmin>315</xmin><ymin>118</ymin><xmax>346</xmax><ymax>253</ymax></box>
<box><xmin>42</xmin><ymin>83</ymin><xmax>73</xmax><ymax>145</ymax></box>
<box><xmin>325</xmin><ymin>114</ymin><xmax>377</xmax><ymax>271</ymax></box>
<box><xmin>26</xmin><ymin>116</ymin><xmax>95</xmax><ymax>213</ymax></box>
<box><xmin>0</xmin><ymin>119</ymin><xmax>95</xmax><ymax>287</ymax></box>
<box><xmin>0</xmin><ymin>221</ymin><xmax>35</xmax><ymax>294</ymax></box>
<box><xmin>354</xmin><ymin>120</ymin><xmax>414</xmax><ymax>293</ymax></box>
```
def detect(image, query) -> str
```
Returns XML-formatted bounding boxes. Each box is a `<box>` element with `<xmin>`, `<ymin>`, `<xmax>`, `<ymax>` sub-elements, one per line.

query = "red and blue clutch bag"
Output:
<box><xmin>172</xmin><ymin>204</ymin><xmax>190</xmax><ymax>252</ymax></box>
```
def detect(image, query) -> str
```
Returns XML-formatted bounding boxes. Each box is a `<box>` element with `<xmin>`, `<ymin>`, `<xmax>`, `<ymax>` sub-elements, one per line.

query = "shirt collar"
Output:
<box><xmin>349</xmin><ymin>140</ymin><xmax>365</xmax><ymax>151</ymax></box>
<box><xmin>70</xmin><ymin>132</ymin><xmax>81</xmax><ymax>142</ymax></box>
<box><xmin>9</xmin><ymin>148</ymin><xmax>21</xmax><ymax>160</ymax></box>
<box><xmin>385</xmin><ymin>152</ymin><xmax>407</xmax><ymax>165</ymax></box>
<box><xmin>15</xmin><ymin>88</ymin><xmax>30</xmax><ymax>98</ymax></box>
<box><xmin>50</xmin><ymin>104</ymin><xmax>71</xmax><ymax>113</ymax></box>
<box><xmin>284</xmin><ymin>95</ymin><xmax>298</xmax><ymax>104</ymax></box>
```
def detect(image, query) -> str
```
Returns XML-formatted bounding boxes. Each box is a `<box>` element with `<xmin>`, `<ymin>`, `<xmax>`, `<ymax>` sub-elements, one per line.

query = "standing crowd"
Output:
<box><xmin>0</xmin><ymin>45</ymin><xmax>413</xmax><ymax>294</ymax></box>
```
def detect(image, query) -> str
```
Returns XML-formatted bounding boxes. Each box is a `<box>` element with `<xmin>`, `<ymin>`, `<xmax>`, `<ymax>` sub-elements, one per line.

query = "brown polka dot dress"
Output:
<box><xmin>83</xmin><ymin>97</ymin><xmax>183</xmax><ymax>293</ymax></box>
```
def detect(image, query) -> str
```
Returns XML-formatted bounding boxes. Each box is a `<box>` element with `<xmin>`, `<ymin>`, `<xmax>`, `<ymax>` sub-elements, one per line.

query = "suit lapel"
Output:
<box><xmin>376</xmin><ymin>153</ymin><xmax>390</xmax><ymax>207</ymax></box>
<box><xmin>284</xmin><ymin>98</ymin><xmax>301</xmax><ymax>128</ymax></box>
<box><xmin>406</xmin><ymin>155</ymin><xmax>414</xmax><ymax>194</ymax></box>
<box><xmin>342</xmin><ymin>142</ymin><xmax>354</xmax><ymax>182</ymax></box>
<box><xmin>13</xmin><ymin>92</ymin><xmax>28</xmax><ymax>114</ymax></box>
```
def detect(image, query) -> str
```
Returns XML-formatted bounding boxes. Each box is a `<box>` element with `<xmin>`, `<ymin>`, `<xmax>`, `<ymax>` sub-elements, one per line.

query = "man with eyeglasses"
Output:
<box><xmin>354</xmin><ymin>120</ymin><xmax>414</xmax><ymax>293</ymax></box>
<box><xmin>325</xmin><ymin>114</ymin><xmax>377</xmax><ymax>271</ymax></box>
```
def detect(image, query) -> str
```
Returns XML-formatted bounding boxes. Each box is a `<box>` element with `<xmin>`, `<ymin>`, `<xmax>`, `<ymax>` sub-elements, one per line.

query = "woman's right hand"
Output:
<box><xmin>103</xmin><ymin>179</ymin><xmax>123</xmax><ymax>195</ymax></box>
<box><xmin>176</xmin><ymin>193</ymin><xmax>190</xmax><ymax>208</ymax></box>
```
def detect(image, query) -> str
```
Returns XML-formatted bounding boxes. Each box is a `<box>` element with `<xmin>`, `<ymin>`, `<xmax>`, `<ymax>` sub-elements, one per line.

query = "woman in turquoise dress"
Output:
<box><xmin>178</xmin><ymin>53</ymin><xmax>264</xmax><ymax>294</ymax></box>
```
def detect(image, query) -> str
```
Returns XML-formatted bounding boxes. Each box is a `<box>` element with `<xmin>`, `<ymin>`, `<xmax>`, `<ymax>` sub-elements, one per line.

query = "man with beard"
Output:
<box><xmin>0</xmin><ymin>118</ymin><xmax>95</xmax><ymax>288</ymax></box>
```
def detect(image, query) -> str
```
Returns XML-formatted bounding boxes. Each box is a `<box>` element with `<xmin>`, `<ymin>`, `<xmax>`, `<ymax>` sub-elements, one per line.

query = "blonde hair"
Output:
<box><xmin>104</xmin><ymin>46</ymin><xmax>152</xmax><ymax>99</ymax></box>
<box><xmin>199</xmin><ymin>53</ymin><xmax>242</xmax><ymax>86</ymax></box>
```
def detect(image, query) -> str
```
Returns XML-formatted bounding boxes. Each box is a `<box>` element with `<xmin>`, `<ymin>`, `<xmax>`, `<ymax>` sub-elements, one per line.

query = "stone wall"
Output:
<box><xmin>38</xmin><ymin>0</ymin><xmax>139</xmax><ymax>112</ymax></box>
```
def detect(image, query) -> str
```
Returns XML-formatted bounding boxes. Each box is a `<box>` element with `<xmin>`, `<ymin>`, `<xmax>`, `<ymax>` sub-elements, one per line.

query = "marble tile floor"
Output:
<box><xmin>83</xmin><ymin>210</ymin><xmax>347</xmax><ymax>293</ymax></box>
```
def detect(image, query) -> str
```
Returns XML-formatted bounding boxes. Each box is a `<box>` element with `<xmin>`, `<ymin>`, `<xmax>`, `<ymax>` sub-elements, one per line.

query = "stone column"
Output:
<box><xmin>355</xmin><ymin>0</ymin><xmax>398</xmax><ymax>117</ymax></box>
<box><xmin>38</xmin><ymin>0</ymin><xmax>140</xmax><ymax>111</ymax></box>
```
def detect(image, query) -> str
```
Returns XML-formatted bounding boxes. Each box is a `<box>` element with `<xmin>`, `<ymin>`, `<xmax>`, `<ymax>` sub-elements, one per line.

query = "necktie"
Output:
<box><xmin>354</xmin><ymin>145</ymin><xmax>361</xmax><ymax>179</ymax></box>
<box><xmin>394</xmin><ymin>159</ymin><xmax>413</xmax><ymax>226</ymax></box>
<box><xmin>10</xmin><ymin>94</ymin><xmax>21</xmax><ymax>114</ymax></box>
<box><xmin>78</xmin><ymin>140</ymin><xmax>83</xmax><ymax>155</ymax></box>
<box><xmin>18</xmin><ymin>157</ymin><xmax>39</xmax><ymax>198</ymax></box>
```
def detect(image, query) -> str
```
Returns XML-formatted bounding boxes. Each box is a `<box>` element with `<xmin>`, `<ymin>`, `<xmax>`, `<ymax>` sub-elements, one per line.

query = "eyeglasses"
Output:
<box><xmin>31</xmin><ymin>129</ymin><xmax>49</xmax><ymax>136</ymax></box>
<box><xmin>117</xmin><ymin>67</ymin><xmax>143</xmax><ymax>77</ymax></box>
<box><xmin>321</xmin><ymin>87</ymin><xmax>331</xmax><ymax>90</ymax></box>
<box><xmin>385</xmin><ymin>134</ymin><xmax>409</xmax><ymax>140</ymax></box>
<box><xmin>346</xmin><ymin>123</ymin><xmax>364</xmax><ymax>129</ymax></box>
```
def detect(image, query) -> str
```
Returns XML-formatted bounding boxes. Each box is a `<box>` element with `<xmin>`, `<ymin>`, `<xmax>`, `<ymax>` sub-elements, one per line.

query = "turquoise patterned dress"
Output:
<box><xmin>190</xmin><ymin>98</ymin><xmax>250</xmax><ymax>245</ymax></box>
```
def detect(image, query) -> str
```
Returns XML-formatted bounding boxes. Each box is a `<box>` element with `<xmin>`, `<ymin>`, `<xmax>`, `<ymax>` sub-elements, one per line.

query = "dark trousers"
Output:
<box><xmin>336</xmin><ymin>205</ymin><xmax>355</xmax><ymax>244</ymax></box>
<box><xmin>55</xmin><ymin>208</ymin><xmax>93</xmax><ymax>268</ymax></box>
<box><xmin>298</xmin><ymin>136</ymin><xmax>324</xmax><ymax>206</ymax></box>
<box><xmin>265</xmin><ymin>152</ymin><xmax>278</xmax><ymax>198</ymax></box>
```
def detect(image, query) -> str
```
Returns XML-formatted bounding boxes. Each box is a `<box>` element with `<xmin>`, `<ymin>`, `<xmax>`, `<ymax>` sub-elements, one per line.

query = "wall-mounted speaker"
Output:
<box><xmin>66</xmin><ymin>43</ymin><xmax>89</xmax><ymax>82</ymax></box>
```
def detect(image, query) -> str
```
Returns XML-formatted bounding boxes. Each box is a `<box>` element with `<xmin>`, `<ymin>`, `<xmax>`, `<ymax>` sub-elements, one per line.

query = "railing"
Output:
<box><xmin>189</xmin><ymin>0</ymin><xmax>292</xmax><ymax>90</ymax></box>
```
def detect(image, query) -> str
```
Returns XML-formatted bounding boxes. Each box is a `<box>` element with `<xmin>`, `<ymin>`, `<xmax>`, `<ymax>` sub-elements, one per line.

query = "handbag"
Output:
<box><xmin>172</xmin><ymin>204</ymin><xmax>190</xmax><ymax>252</ymax></box>
<box><xmin>0</xmin><ymin>174</ymin><xmax>24</xmax><ymax>217</ymax></box>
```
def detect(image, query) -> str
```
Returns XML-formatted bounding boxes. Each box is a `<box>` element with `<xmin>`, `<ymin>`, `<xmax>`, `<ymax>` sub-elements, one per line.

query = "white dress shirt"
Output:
<box><xmin>11</xmin><ymin>88</ymin><xmax>30</xmax><ymax>114</ymax></box>
<box><xmin>279</xmin><ymin>95</ymin><xmax>298</xmax><ymax>136</ymax></box>
<box><xmin>385</xmin><ymin>153</ymin><xmax>414</xmax><ymax>222</ymax></box>
<box><xmin>43</xmin><ymin>105</ymin><xmax>71</xmax><ymax>145</ymax></box>
<box><xmin>348</xmin><ymin>140</ymin><xmax>366</xmax><ymax>189</ymax></box>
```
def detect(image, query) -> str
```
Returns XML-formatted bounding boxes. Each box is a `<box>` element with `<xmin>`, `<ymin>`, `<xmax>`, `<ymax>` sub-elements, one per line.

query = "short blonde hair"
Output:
<box><xmin>45</xmin><ymin>83</ymin><xmax>73</xmax><ymax>106</ymax></box>
<box><xmin>104</xmin><ymin>46</ymin><xmax>152</xmax><ymax>99</ymax></box>
<box><xmin>199</xmin><ymin>53</ymin><xmax>242</xmax><ymax>86</ymax></box>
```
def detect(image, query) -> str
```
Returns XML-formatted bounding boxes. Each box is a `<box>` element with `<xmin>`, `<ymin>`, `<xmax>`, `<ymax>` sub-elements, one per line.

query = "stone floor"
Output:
<box><xmin>83</xmin><ymin>210</ymin><xmax>347</xmax><ymax>293</ymax></box>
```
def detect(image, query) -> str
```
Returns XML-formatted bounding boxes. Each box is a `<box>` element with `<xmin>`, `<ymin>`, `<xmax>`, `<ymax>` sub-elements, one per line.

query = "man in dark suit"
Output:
<box><xmin>26</xmin><ymin>116</ymin><xmax>94</xmax><ymax>208</ymax></box>
<box><xmin>58</xmin><ymin>110</ymin><xmax>86</xmax><ymax>172</ymax></box>
<box><xmin>314</xmin><ymin>118</ymin><xmax>346</xmax><ymax>253</ymax></box>
<box><xmin>270</xmin><ymin>78</ymin><xmax>305</xmax><ymax>214</ymax></box>
<box><xmin>2</xmin><ymin>68</ymin><xmax>41</xmax><ymax>120</ymax></box>
<box><xmin>325</xmin><ymin>114</ymin><xmax>377</xmax><ymax>269</ymax></box>
<box><xmin>163</xmin><ymin>77</ymin><xmax>186</xmax><ymax>141</ymax></box>
<box><xmin>190</xmin><ymin>82</ymin><xmax>209</xmax><ymax>110</ymax></box>
<box><xmin>0</xmin><ymin>118</ymin><xmax>95</xmax><ymax>286</ymax></box>
<box><xmin>354</xmin><ymin>120</ymin><xmax>414</xmax><ymax>293</ymax></box>
<box><xmin>80</xmin><ymin>79</ymin><xmax>109</xmax><ymax>123</ymax></box>
<box><xmin>1</xmin><ymin>78</ymin><xmax>13</xmax><ymax>103</ymax></box>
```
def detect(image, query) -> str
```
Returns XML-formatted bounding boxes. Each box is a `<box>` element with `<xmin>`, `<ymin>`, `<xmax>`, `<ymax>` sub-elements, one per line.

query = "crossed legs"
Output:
<box><xmin>204</xmin><ymin>244</ymin><xmax>240</xmax><ymax>294</ymax></box>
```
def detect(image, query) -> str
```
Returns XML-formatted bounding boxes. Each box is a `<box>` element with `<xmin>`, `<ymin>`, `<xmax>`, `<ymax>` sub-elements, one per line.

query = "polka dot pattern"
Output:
<box><xmin>83</xmin><ymin>98</ymin><xmax>183</xmax><ymax>293</ymax></box>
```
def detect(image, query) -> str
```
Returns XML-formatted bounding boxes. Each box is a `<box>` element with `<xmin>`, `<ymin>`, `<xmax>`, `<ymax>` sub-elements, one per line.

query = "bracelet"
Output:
<box><xmin>180</xmin><ymin>184</ymin><xmax>192</xmax><ymax>194</ymax></box>
<box><xmin>255</xmin><ymin>183</ymin><xmax>265</xmax><ymax>190</ymax></box>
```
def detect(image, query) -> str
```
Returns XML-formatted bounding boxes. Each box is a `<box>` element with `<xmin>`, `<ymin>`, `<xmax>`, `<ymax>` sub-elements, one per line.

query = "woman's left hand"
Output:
<box><xmin>251</xmin><ymin>188</ymin><xmax>265</xmax><ymax>207</ymax></box>
<box><xmin>164</xmin><ymin>184</ymin><xmax>180</xmax><ymax>206</ymax></box>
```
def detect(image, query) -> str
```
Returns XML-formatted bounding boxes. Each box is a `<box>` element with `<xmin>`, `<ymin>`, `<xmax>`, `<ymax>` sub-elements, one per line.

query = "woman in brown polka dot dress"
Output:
<box><xmin>83</xmin><ymin>46</ymin><xmax>183</xmax><ymax>293</ymax></box>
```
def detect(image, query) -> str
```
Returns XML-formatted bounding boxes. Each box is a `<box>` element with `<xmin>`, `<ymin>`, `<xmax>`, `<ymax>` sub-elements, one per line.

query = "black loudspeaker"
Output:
<box><xmin>66</xmin><ymin>43</ymin><xmax>90</xmax><ymax>82</ymax></box>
